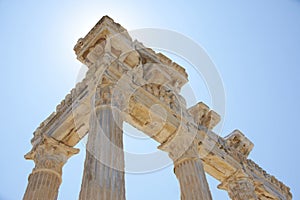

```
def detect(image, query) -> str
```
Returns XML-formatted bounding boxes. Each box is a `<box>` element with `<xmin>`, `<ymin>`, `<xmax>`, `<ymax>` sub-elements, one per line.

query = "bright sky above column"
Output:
<box><xmin>0</xmin><ymin>0</ymin><xmax>299</xmax><ymax>199</ymax></box>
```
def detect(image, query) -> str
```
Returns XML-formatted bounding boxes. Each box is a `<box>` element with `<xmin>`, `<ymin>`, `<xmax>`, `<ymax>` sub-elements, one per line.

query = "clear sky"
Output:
<box><xmin>0</xmin><ymin>0</ymin><xmax>299</xmax><ymax>199</ymax></box>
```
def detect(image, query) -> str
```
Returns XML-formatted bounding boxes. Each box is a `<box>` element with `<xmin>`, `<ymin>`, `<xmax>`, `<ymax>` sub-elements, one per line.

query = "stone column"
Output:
<box><xmin>174</xmin><ymin>146</ymin><xmax>212</xmax><ymax>200</ymax></box>
<box><xmin>159</xmin><ymin>131</ymin><xmax>212</xmax><ymax>200</ymax></box>
<box><xmin>23</xmin><ymin>136</ymin><xmax>79</xmax><ymax>200</ymax></box>
<box><xmin>218</xmin><ymin>170</ymin><xmax>258</xmax><ymax>200</ymax></box>
<box><xmin>79</xmin><ymin>81</ymin><xmax>125</xmax><ymax>200</ymax></box>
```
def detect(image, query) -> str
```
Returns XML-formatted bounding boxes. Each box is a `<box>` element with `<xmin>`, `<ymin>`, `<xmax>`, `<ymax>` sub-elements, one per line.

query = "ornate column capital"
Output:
<box><xmin>218</xmin><ymin>169</ymin><xmax>258</xmax><ymax>200</ymax></box>
<box><xmin>94</xmin><ymin>76</ymin><xmax>126</xmax><ymax>110</ymax></box>
<box><xmin>23</xmin><ymin>135</ymin><xmax>79</xmax><ymax>200</ymax></box>
<box><xmin>158</xmin><ymin>126</ymin><xmax>198</xmax><ymax>164</ymax></box>
<box><xmin>25</xmin><ymin>135</ymin><xmax>79</xmax><ymax>180</ymax></box>
<box><xmin>158</xmin><ymin>127</ymin><xmax>212</xmax><ymax>200</ymax></box>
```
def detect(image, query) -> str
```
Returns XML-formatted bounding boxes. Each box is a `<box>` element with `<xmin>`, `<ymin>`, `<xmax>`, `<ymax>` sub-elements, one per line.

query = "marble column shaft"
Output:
<box><xmin>159</xmin><ymin>129</ymin><xmax>212</xmax><ymax>200</ymax></box>
<box><xmin>79</xmin><ymin>103</ymin><xmax>125</xmax><ymax>200</ymax></box>
<box><xmin>174</xmin><ymin>147</ymin><xmax>212</xmax><ymax>200</ymax></box>
<box><xmin>23</xmin><ymin>136</ymin><xmax>79</xmax><ymax>200</ymax></box>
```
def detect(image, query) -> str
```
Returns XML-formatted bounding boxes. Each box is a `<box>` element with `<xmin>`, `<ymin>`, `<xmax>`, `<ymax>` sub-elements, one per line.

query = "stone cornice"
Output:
<box><xmin>74</xmin><ymin>16</ymin><xmax>131</xmax><ymax>66</ymax></box>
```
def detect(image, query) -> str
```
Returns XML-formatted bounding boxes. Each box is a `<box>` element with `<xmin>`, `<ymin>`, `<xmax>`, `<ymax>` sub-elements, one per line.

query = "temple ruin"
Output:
<box><xmin>23</xmin><ymin>16</ymin><xmax>292</xmax><ymax>200</ymax></box>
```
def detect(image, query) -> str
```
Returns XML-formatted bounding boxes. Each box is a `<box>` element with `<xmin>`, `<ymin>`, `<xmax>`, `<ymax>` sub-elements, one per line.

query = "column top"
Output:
<box><xmin>25</xmin><ymin>135</ymin><xmax>79</xmax><ymax>161</ymax></box>
<box><xmin>158</xmin><ymin>126</ymin><xmax>199</xmax><ymax>163</ymax></box>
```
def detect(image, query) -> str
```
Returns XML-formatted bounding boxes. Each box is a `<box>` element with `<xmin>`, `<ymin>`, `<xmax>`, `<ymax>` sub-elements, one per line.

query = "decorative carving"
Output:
<box><xmin>218</xmin><ymin>170</ymin><xmax>258</xmax><ymax>200</ymax></box>
<box><xmin>94</xmin><ymin>76</ymin><xmax>126</xmax><ymax>111</ymax></box>
<box><xmin>134</xmin><ymin>41</ymin><xmax>188</xmax><ymax>92</ymax></box>
<box><xmin>141</xmin><ymin>83</ymin><xmax>182</xmax><ymax>114</ymax></box>
<box><xmin>95</xmin><ymin>77</ymin><xmax>114</xmax><ymax>106</ymax></box>
<box><xmin>25</xmin><ymin>135</ymin><xmax>79</xmax><ymax>178</ymax></box>
<box><xmin>23</xmin><ymin>136</ymin><xmax>79</xmax><ymax>200</ymax></box>
<box><xmin>246</xmin><ymin>159</ymin><xmax>292</xmax><ymax>199</ymax></box>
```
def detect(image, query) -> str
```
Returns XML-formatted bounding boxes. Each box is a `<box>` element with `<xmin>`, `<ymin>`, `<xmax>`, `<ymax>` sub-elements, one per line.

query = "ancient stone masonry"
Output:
<box><xmin>24</xmin><ymin>15</ymin><xmax>292</xmax><ymax>200</ymax></box>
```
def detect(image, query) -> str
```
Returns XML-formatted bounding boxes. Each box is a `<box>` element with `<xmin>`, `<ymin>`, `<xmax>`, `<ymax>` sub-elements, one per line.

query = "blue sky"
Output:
<box><xmin>0</xmin><ymin>0</ymin><xmax>299</xmax><ymax>199</ymax></box>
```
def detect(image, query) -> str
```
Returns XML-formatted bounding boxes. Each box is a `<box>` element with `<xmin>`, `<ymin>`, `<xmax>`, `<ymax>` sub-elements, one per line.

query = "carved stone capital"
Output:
<box><xmin>94</xmin><ymin>76</ymin><xmax>125</xmax><ymax>109</ymax></box>
<box><xmin>158</xmin><ymin>127</ymin><xmax>198</xmax><ymax>163</ymax></box>
<box><xmin>25</xmin><ymin>135</ymin><xmax>79</xmax><ymax>179</ymax></box>
<box><xmin>218</xmin><ymin>169</ymin><xmax>258</xmax><ymax>200</ymax></box>
<box><xmin>95</xmin><ymin>82</ymin><xmax>114</xmax><ymax>107</ymax></box>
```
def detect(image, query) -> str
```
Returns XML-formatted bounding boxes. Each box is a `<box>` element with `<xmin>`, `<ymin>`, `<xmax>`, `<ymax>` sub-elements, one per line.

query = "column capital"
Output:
<box><xmin>218</xmin><ymin>169</ymin><xmax>258</xmax><ymax>200</ymax></box>
<box><xmin>218</xmin><ymin>169</ymin><xmax>251</xmax><ymax>189</ymax></box>
<box><xmin>23</xmin><ymin>135</ymin><xmax>79</xmax><ymax>200</ymax></box>
<box><xmin>94</xmin><ymin>76</ymin><xmax>126</xmax><ymax>110</ymax></box>
<box><xmin>94</xmin><ymin>77</ymin><xmax>115</xmax><ymax>107</ymax></box>
<box><xmin>25</xmin><ymin>135</ymin><xmax>79</xmax><ymax>179</ymax></box>
<box><xmin>158</xmin><ymin>127</ymin><xmax>199</xmax><ymax>165</ymax></box>
<box><xmin>159</xmin><ymin>127</ymin><xmax>213</xmax><ymax>200</ymax></box>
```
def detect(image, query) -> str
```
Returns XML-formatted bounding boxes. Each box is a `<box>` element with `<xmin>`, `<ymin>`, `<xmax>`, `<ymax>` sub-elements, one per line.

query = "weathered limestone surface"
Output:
<box><xmin>79</xmin><ymin>81</ymin><xmax>125</xmax><ymax>200</ymax></box>
<box><xmin>24</xmin><ymin>15</ymin><xmax>293</xmax><ymax>200</ymax></box>
<box><xmin>174</xmin><ymin>156</ymin><xmax>212</xmax><ymax>200</ymax></box>
<box><xmin>23</xmin><ymin>136</ymin><xmax>79</xmax><ymax>200</ymax></box>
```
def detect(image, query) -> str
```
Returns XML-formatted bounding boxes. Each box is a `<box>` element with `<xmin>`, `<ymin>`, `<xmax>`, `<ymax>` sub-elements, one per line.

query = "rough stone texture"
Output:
<box><xmin>188</xmin><ymin>102</ymin><xmax>220</xmax><ymax>130</ymax></box>
<box><xmin>23</xmin><ymin>15</ymin><xmax>293</xmax><ymax>200</ymax></box>
<box><xmin>224</xmin><ymin>130</ymin><xmax>254</xmax><ymax>157</ymax></box>
<box><xmin>23</xmin><ymin>136</ymin><xmax>79</xmax><ymax>200</ymax></box>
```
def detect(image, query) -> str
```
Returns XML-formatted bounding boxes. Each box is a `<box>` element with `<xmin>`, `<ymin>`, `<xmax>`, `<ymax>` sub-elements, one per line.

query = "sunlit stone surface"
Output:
<box><xmin>23</xmin><ymin>16</ymin><xmax>292</xmax><ymax>200</ymax></box>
